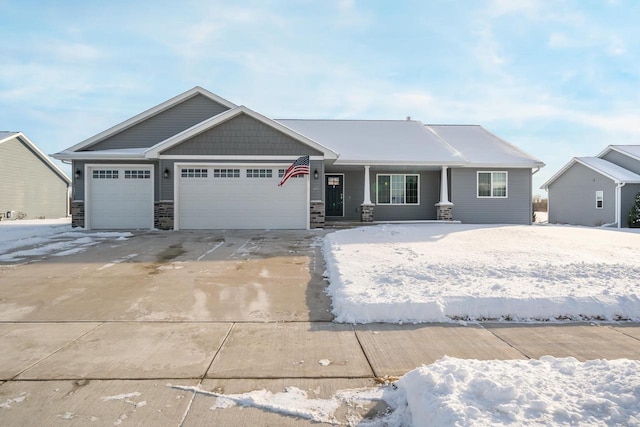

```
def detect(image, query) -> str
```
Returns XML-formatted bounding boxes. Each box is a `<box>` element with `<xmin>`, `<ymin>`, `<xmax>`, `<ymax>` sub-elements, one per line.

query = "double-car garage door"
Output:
<box><xmin>86</xmin><ymin>164</ymin><xmax>308</xmax><ymax>230</ymax></box>
<box><xmin>176</xmin><ymin>165</ymin><xmax>307</xmax><ymax>230</ymax></box>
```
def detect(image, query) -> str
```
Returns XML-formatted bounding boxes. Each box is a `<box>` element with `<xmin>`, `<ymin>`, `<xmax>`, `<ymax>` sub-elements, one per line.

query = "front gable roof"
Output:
<box><xmin>1</xmin><ymin>132</ymin><xmax>71</xmax><ymax>185</ymax></box>
<box><xmin>145</xmin><ymin>106</ymin><xmax>338</xmax><ymax>160</ymax></box>
<box><xmin>541</xmin><ymin>157</ymin><xmax>640</xmax><ymax>189</ymax></box>
<box><xmin>597</xmin><ymin>145</ymin><xmax>640</xmax><ymax>163</ymax></box>
<box><xmin>62</xmin><ymin>87</ymin><xmax>237</xmax><ymax>153</ymax></box>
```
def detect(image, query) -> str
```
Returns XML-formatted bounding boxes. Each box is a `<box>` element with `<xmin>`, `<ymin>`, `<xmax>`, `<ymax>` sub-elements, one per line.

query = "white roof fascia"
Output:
<box><xmin>461</xmin><ymin>163</ymin><xmax>544</xmax><ymax>168</ymax></box>
<box><xmin>0</xmin><ymin>131</ymin><xmax>19</xmax><ymax>144</ymax></box>
<box><xmin>541</xmin><ymin>157</ymin><xmax>640</xmax><ymax>190</ymax></box>
<box><xmin>64</xmin><ymin>86</ymin><xmax>237</xmax><ymax>153</ymax></box>
<box><xmin>145</xmin><ymin>106</ymin><xmax>339</xmax><ymax>160</ymax></box>
<box><xmin>332</xmin><ymin>160</ymin><xmax>468</xmax><ymax>167</ymax></box>
<box><xmin>53</xmin><ymin>150</ymin><xmax>147</xmax><ymax>161</ymax></box>
<box><xmin>5</xmin><ymin>132</ymin><xmax>72</xmax><ymax>184</ymax></box>
<box><xmin>597</xmin><ymin>145</ymin><xmax>640</xmax><ymax>163</ymax></box>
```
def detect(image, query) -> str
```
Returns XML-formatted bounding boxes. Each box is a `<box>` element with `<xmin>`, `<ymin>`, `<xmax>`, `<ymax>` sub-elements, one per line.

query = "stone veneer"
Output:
<box><xmin>360</xmin><ymin>204</ymin><xmax>374</xmax><ymax>222</ymax></box>
<box><xmin>436</xmin><ymin>204</ymin><xmax>453</xmax><ymax>221</ymax></box>
<box><xmin>155</xmin><ymin>201</ymin><xmax>174</xmax><ymax>230</ymax></box>
<box><xmin>310</xmin><ymin>201</ymin><xmax>325</xmax><ymax>228</ymax></box>
<box><xmin>71</xmin><ymin>201</ymin><xmax>85</xmax><ymax>228</ymax></box>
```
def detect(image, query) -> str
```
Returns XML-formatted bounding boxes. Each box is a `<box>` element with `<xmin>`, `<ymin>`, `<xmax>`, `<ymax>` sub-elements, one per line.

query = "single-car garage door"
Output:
<box><xmin>177</xmin><ymin>165</ymin><xmax>308</xmax><ymax>229</ymax></box>
<box><xmin>87</xmin><ymin>166</ymin><xmax>154</xmax><ymax>230</ymax></box>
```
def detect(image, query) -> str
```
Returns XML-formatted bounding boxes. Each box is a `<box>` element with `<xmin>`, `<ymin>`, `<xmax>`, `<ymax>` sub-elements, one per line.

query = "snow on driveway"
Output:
<box><xmin>173</xmin><ymin>357</ymin><xmax>640</xmax><ymax>426</ymax></box>
<box><xmin>323</xmin><ymin>224</ymin><xmax>640</xmax><ymax>323</ymax></box>
<box><xmin>0</xmin><ymin>218</ymin><xmax>132</xmax><ymax>262</ymax></box>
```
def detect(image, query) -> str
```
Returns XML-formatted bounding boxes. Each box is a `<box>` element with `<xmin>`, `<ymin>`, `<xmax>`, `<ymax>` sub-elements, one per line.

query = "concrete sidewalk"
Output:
<box><xmin>1</xmin><ymin>320</ymin><xmax>639</xmax><ymax>426</ymax></box>
<box><xmin>1</xmin><ymin>230</ymin><xmax>640</xmax><ymax>425</ymax></box>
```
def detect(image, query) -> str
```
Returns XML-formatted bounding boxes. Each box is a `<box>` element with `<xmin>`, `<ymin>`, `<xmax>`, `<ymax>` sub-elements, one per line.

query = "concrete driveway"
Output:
<box><xmin>1</xmin><ymin>229</ymin><xmax>640</xmax><ymax>426</ymax></box>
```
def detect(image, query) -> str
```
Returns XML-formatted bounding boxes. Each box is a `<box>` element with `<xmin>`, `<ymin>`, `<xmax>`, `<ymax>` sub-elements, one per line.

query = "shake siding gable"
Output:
<box><xmin>0</xmin><ymin>137</ymin><xmax>69</xmax><ymax>218</ymax></box>
<box><xmin>84</xmin><ymin>94</ymin><xmax>231</xmax><ymax>151</ymax></box>
<box><xmin>547</xmin><ymin>162</ymin><xmax>616</xmax><ymax>226</ymax></box>
<box><xmin>161</xmin><ymin>113</ymin><xmax>324</xmax><ymax>157</ymax></box>
<box><xmin>451</xmin><ymin>168</ymin><xmax>532</xmax><ymax>224</ymax></box>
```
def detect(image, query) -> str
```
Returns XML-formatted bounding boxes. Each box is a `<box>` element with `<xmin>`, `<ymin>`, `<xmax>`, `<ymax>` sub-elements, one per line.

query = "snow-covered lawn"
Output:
<box><xmin>323</xmin><ymin>224</ymin><xmax>640</xmax><ymax>323</ymax></box>
<box><xmin>0</xmin><ymin>218</ymin><xmax>132</xmax><ymax>262</ymax></box>
<box><xmin>173</xmin><ymin>356</ymin><xmax>640</xmax><ymax>426</ymax></box>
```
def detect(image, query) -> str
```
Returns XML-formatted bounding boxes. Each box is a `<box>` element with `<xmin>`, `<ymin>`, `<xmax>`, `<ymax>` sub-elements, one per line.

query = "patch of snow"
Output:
<box><xmin>0</xmin><ymin>219</ymin><xmax>133</xmax><ymax>263</ymax></box>
<box><xmin>323</xmin><ymin>224</ymin><xmax>640</xmax><ymax>323</ymax></box>
<box><xmin>171</xmin><ymin>357</ymin><xmax>640</xmax><ymax>426</ymax></box>
<box><xmin>102</xmin><ymin>392</ymin><xmax>142</xmax><ymax>401</ymax></box>
<box><xmin>318</xmin><ymin>359</ymin><xmax>332</xmax><ymax>366</ymax></box>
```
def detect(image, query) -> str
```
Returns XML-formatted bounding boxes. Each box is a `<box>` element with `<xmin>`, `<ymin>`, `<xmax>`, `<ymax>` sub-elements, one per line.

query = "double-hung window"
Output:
<box><xmin>377</xmin><ymin>174</ymin><xmax>419</xmax><ymax>205</ymax></box>
<box><xmin>596</xmin><ymin>191</ymin><xmax>604</xmax><ymax>209</ymax></box>
<box><xmin>477</xmin><ymin>172</ymin><xmax>508</xmax><ymax>198</ymax></box>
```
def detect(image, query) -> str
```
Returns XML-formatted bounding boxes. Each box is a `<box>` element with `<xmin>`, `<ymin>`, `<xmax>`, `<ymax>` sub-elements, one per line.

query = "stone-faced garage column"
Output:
<box><xmin>435</xmin><ymin>166</ymin><xmax>454</xmax><ymax>220</ymax></box>
<box><xmin>361</xmin><ymin>165</ymin><xmax>374</xmax><ymax>222</ymax></box>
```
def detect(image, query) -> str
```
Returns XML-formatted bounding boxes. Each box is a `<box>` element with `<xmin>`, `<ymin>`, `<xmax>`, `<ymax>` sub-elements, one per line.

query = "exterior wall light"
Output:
<box><xmin>164</xmin><ymin>167</ymin><xmax>170</xmax><ymax>179</ymax></box>
<box><xmin>75</xmin><ymin>169</ymin><xmax>81</xmax><ymax>179</ymax></box>
<box><xmin>314</xmin><ymin>169</ymin><xmax>318</xmax><ymax>179</ymax></box>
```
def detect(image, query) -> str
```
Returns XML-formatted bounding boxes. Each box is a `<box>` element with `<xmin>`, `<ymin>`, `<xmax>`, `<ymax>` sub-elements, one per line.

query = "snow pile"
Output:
<box><xmin>0</xmin><ymin>219</ymin><xmax>132</xmax><ymax>262</ymax></box>
<box><xmin>398</xmin><ymin>357</ymin><xmax>640</xmax><ymax>426</ymax></box>
<box><xmin>323</xmin><ymin>224</ymin><xmax>640</xmax><ymax>323</ymax></box>
<box><xmin>171</xmin><ymin>357</ymin><xmax>640</xmax><ymax>426</ymax></box>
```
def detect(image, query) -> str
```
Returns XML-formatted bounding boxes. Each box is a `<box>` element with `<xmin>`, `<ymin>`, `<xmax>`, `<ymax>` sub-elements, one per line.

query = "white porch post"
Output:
<box><xmin>363</xmin><ymin>165</ymin><xmax>372</xmax><ymax>205</ymax></box>
<box><xmin>361</xmin><ymin>165</ymin><xmax>374</xmax><ymax>222</ymax></box>
<box><xmin>436</xmin><ymin>166</ymin><xmax>454</xmax><ymax>220</ymax></box>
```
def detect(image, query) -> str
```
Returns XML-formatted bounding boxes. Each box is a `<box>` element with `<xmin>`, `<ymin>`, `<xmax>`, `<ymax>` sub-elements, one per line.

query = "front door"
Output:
<box><xmin>325</xmin><ymin>174</ymin><xmax>344</xmax><ymax>216</ymax></box>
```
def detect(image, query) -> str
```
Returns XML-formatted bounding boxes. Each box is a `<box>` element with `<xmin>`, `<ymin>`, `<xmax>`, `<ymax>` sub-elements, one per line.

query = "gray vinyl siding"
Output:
<box><xmin>451</xmin><ymin>168</ymin><xmax>532</xmax><ymax>224</ymax></box>
<box><xmin>309</xmin><ymin>160</ymin><xmax>323</xmax><ymax>201</ymax></box>
<box><xmin>601</xmin><ymin>150</ymin><xmax>640</xmax><ymax>175</ymax></box>
<box><xmin>84</xmin><ymin>94</ymin><xmax>230</xmax><ymax>151</ymax></box>
<box><xmin>0</xmin><ymin>136</ymin><xmax>69</xmax><ymax>218</ymax></box>
<box><xmin>547</xmin><ymin>163</ymin><xmax>616</xmax><ymax>226</ymax></box>
<box><xmin>329</xmin><ymin>169</ymin><xmax>439</xmax><ymax>221</ymax></box>
<box><xmin>622</xmin><ymin>184</ymin><xmax>640</xmax><ymax>227</ymax></box>
<box><xmin>161</xmin><ymin>113</ymin><xmax>323</xmax><ymax>156</ymax></box>
<box><xmin>72</xmin><ymin>160</ymin><xmax>159</xmax><ymax>201</ymax></box>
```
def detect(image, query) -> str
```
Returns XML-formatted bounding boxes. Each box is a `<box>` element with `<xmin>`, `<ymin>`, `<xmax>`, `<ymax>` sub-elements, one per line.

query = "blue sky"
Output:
<box><xmin>1</xmin><ymin>0</ymin><xmax>639</xmax><ymax>193</ymax></box>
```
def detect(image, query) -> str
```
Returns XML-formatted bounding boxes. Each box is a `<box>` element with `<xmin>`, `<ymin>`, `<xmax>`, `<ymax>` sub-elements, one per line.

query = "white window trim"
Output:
<box><xmin>375</xmin><ymin>173</ymin><xmax>420</xmax><ymax>205</ymax></box>
<box><xmin>477</xmin><ymin>171</ymin><xmax>509</xmax><ymax>198</ymax></box>
<box><xmin>595</xmin><ymin>190</ymin><xmax>604</xmax><ymax>209</ymax></box>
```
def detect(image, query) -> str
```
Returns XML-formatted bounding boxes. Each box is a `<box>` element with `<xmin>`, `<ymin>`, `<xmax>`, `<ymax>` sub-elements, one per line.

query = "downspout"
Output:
<box><xmin>601</xmin><ymin>182</ymin><xmax>625</xmax><ymax>228</ymax></box>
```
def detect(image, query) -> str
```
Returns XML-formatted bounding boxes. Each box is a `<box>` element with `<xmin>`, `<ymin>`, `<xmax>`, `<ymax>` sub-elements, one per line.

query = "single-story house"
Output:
<box><xmin>53</xmin><ymin>86</ymin><xmax>544</xmax><ymax>230</ymax></box>
<box><xmin>0</xmin><ymin>131</ymin><xmax>71</xmax><ymax>220</ymax></box>
<box><xmin>541</xmin><ymin>145</ymin><xmax>640</xmax><ymax>228</ymax></box>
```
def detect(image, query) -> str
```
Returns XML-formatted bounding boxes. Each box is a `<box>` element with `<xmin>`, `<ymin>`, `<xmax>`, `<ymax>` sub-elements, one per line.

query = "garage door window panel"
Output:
<box><xmin>125</xmin><ymin>170</ymin><xmax>151</xmax><ymax>179</ymax></box>
<box><xmin>213</xmin><ymin>169</ymin><xmax>240</xmax><ymax>178</ymax></box>
<box><xmin>247</xmin><ymin>169</ymin><xmax>273</xmax><ymax>178</ymax></box>
<box><xmin>93</xmin><ymin>170</ymin><xmax>119</xmax><ymax>179</ymax></box>
<box><xmin>181</xmin><ymin>168</ymin><xmax>208</xmax><ymax>178</ymax></box>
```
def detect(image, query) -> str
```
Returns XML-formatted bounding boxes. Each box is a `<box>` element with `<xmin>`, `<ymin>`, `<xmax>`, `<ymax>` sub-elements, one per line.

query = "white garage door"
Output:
<box><xmin>88</xmin><ymin>166</ymin><xmax>154</xmax><ymax>230</ymax></box>
<box><xmin>177</xmin><ymin>165</ymin><xmax>308</xmax><ymax>229</ymax></box>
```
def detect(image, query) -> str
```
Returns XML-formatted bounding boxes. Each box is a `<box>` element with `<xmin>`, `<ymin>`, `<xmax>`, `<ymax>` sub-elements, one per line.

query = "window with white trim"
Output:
<box><xmin>278</xmin><ymin>169</ymin><xmax>304</xmax><ymax>179</ymax></box>
<box><xmin>246</xmin><ymin>169</ymin><xmax>273</xmax><ymax>178</ymax></box>
<box><xmin>213</xmin><ymin>168</ymin><xmax>240</xmax><ymax>178</ymax></box>
<box><xmin>92</xmin><ymin>170</ymin><xmax>119</xmax><ymax>179</ymax></box>
<box><xmin>376</xmin><ymin>174</ymin><xmax>419</xmax><ymax>204</ymax></box>
<box><xmin>477</xmin><ymin>171</ymin><xmax>508</xmax><ymax>197</ymax></box>
<box><xmin>181</xmin><ymin>168</ymin><xmax>208</xmax><ymax>178</ymax></box>
<box><xmin>124</xmin><ymin>170</ymin><xmax>151</xmax><ymax>179</ymax></box>
<box><xmin>596</xmin><ymin>191</ymin><xmax>604</xmax><ymax>209</ymax></box>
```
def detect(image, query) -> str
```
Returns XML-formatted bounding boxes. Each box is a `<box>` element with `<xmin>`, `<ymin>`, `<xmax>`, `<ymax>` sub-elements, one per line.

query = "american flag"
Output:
<box><xmin>278</xmin><ymin>155</ymin><xmax>310</xmax><ymax>186</ymax></box>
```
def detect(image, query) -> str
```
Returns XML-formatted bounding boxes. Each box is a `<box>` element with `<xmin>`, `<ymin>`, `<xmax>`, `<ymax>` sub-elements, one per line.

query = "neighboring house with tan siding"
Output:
<box><xmin>0</xmin><ymin>132</ymin><xmax>71</xmax><ymax>220</ymax></box>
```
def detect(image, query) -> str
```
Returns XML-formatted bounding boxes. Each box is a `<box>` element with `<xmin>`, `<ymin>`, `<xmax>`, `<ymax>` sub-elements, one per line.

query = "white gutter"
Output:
<box><xmin>602</xmin><ymin>182</ymin><xmax>626</xmax><ymax>228</ymax></box>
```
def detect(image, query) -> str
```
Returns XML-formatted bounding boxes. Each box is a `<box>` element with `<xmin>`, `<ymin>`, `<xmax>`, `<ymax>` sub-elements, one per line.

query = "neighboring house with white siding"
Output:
<box><xmin>541</xmin><ymin>145</ymin><xmax>640</xmax><ymax>228</ymax></box>
<box><xmin>53</xmin><ymin>86</ymin><xmax>544</xmax><ymax>230</ymax></box>
<box><xmin>0</xmin><ymin>132</ymin><xmax>71</xmax><ymax>219</ymax></box>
